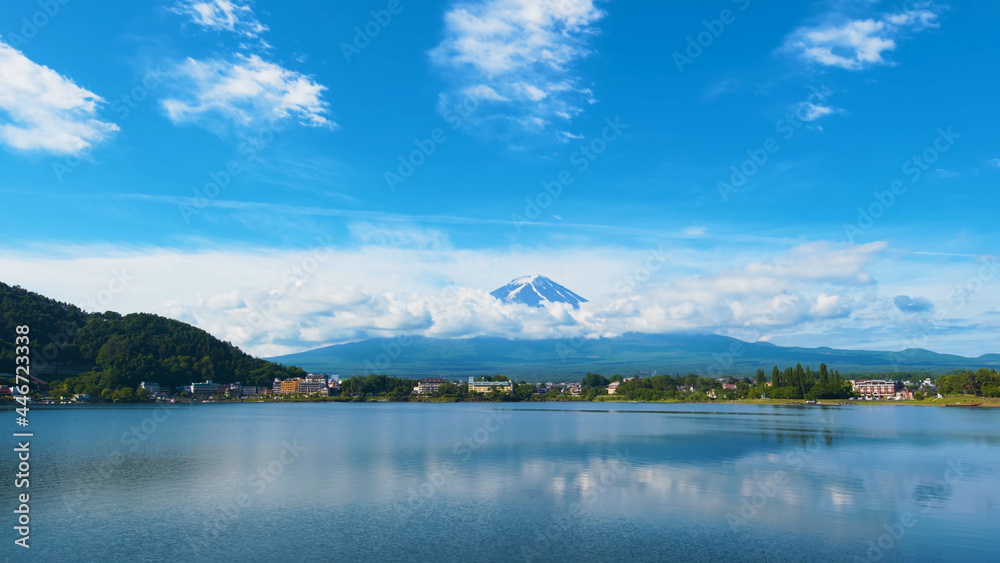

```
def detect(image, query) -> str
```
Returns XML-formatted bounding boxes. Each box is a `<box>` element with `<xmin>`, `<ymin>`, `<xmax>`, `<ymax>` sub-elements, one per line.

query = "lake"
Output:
<box><xmin>5</xmin><ymin>402</ymin><xmax>1000</xmax><ymax>562</ymax></box>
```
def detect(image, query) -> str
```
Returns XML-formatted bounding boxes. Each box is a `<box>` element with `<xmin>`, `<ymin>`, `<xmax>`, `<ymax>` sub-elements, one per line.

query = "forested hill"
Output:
<box><xmin>0</xmin><ymin>282</ymin><xmax>303</xmax><ymax>394</ymax></box>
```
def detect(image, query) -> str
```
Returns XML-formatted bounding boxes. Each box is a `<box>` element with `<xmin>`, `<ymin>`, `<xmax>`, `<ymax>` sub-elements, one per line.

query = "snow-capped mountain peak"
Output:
<box><xmin>510</xmin><ymin>274</ymin><xmax>541</xmax><ymax>285</ymax></box>
<box><xmin>489</xmin><ymin>275</ymin><xmax>588</xmax><ymax>309</ymax></box>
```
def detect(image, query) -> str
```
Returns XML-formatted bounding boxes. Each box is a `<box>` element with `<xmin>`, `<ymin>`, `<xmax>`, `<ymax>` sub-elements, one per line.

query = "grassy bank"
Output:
<box><xmin>912</xmin><ymin>396</ymin><xmax>1000</xmax><ymax>407</ymax></box>
<box><xmin>598</xmin><ymin>396</ymin><xmax>1000</xmax><ymax>407</ymax></box>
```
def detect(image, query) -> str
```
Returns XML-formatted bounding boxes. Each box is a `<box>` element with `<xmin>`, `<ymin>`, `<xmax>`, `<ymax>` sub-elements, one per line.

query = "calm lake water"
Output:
<box><xmin>4</xmin><ymin>402</ymin><xmax>1000</xmax><ymax>562</ymax></box>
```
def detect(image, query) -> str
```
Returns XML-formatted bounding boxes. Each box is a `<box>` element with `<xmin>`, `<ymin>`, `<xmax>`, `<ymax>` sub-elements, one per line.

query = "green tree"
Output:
<box><xmin>582</xmin><ymin>373</ymin><xmax>610</xmax><ymax>389</ymax></box>
<box><xmin>111</xmin><ymin>387</ymin><xmax>136</xmax><ymax>402</ymax></box>
<box><xmin>513</xmin><ymin>383</ymin><xmax>537</xmax><ymax>401</ymax></box>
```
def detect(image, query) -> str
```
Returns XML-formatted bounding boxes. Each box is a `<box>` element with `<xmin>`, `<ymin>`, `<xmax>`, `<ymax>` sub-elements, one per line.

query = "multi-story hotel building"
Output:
<box><xmin>852</xmin><ymin>379</ymin><xmax>902</xmax><ymax>399</ymax></box>
<box><xmin>297</xmin><ymin>376</ymin><xmax>326</xmax><ymax>395</ymax></box>
<box><xmin>280</xmin><ymin>378</ymin><xmax>301</xmax><ymax>394</ymax></box>
<box><xmin>189</xmin><ymin>380</ymin><xmax>221</xmax><ymax>396</ymax></box>
<box><xmin>468</xmin><ymin>377</ymin><xmax>513</xmax><ymax>394</ymax></box>
<box><xmin>415</xmin><ymin>377</ymin><xmax>448</xmax><ymax>394</ymax></box>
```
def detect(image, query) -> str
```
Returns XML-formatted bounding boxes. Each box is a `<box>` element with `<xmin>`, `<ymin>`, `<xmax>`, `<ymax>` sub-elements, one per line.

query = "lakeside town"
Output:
<box><xmin>5</xmin><ymin>365</ymin><xmax>997</xmax><ymax>406</ymax></box>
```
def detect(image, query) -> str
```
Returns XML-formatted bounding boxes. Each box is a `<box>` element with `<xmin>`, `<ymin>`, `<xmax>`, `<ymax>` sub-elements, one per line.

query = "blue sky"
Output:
<box><xmin>1</xmin><ymin>0</ymin><xmax>998</xmax><ymax>358</ymax></box>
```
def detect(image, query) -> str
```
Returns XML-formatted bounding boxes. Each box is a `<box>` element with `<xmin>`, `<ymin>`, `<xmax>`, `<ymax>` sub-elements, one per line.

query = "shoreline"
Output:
<box><xmin>596</xmin><ymin>397</ymin><xmax>1000</xmax><ymax>407</ymax></box>
<box><xmin>7</xmin><ymin>396</ymin><xmax>999</xmax><ymax>408</ymax></box>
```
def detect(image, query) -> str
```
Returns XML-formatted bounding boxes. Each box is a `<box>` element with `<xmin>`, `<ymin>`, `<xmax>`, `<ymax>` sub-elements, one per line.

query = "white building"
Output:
<box><xmin>468</xmin><ymin>377</ymin><xmax>513</xmax><ymax>394</ymax></box>
<box><xmin>299</xmin><ymin>374</ymin><xmax>329</xmax><ymax>395</ymax></box>
<box><xmin>189</xmin><ymin>380</ymin><xmax>221</xmax><ymax>396</ymax></box>
<box><xmin>415</xmin><ymin>377</ymin><xmax>448</xmax><ymax>394</ymax></box>
<box><xmin>298</xmin><ymin>381</ymin><xmax>328</xmax><ymax>395</ymax></box>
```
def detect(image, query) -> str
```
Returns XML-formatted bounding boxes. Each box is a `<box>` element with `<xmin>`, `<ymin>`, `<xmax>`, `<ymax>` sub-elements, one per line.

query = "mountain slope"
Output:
<box><xmin>269</xmin><ymin>333</ymin><xmax>1000</xmax><ymax>382</ymax></box>
<box><xmin>490</xmin><ymin>274</ymin><xmax>588</xmax><ymax>308</ymax></box>
<box><xmin>0</xmin><ymin>282</ymin><xmax>302</xmax><ymax>391</ymax></box>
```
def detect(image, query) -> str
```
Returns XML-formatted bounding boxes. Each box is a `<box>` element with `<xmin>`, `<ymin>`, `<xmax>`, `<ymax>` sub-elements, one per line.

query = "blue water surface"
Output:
<box><xmin>3</xmin><ymin>402</ymin><xmax>999</xmax><ymax>562</ymax></box>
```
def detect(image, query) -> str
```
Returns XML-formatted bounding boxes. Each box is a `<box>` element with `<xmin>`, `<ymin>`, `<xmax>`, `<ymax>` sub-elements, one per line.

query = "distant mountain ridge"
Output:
<box><xmin>490</xmin><ymin>274</ymin><xmax>588</xmax><ymax>308</ymax></box>
<box><xmin>268</xmin><ymin>333</ymin><xmax>1000</xmax><ymax>382</ymax></box>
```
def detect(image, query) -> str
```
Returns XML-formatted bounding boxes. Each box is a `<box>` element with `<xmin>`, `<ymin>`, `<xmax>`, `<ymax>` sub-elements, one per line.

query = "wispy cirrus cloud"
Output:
<box><xmin>170</xmin><ymin>0</ymin><xmax>267</xmax><ymax>38</ymax></box>
<box><xmin>162</xmin><ymin>54</ymin><xmax>333</xmax><ymax>129</ymax></box>
<box><xmin>795</xmin><ymin>101</ymin><xmax>842</xmax><ymax>122</ymax></box>
<box><xmin>430</xmin><ymin>0</ymin><xmax>604</xmax><ymax>137</ymax></box>
<box><xmin>784</xmin><ymin>2</ymin><xmax>940</xmax><ymax>70</ymax></box>
<box><xmin>0</xmin><ymin>39</ymin><xmax>118</xmax><ymax>155</ymax></box>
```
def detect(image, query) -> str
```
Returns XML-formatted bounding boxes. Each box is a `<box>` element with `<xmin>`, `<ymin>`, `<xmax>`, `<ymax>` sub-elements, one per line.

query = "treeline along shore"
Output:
<box><xmin>6</xmin><ymin>367</ymin><xmax>1000</xmax><ymax>407</ymax></box>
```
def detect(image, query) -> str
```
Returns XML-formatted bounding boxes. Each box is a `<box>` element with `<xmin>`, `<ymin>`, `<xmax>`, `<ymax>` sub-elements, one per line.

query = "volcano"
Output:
<box><xmin>489</xmin><ymin>274</ymin><xmax>588</xmax><ymax>308</ymax></box>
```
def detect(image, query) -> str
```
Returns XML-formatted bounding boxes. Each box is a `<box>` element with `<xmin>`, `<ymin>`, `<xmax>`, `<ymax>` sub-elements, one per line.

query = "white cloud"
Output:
<box><xmin>347</xmin><ymin>223</ymin><xmax>449</xmax><ymax>250</ymax></box>
<box><xmin>811</xmin><ymin>293</ymin><xmax>849</xmax><ymax>318</ymax></box>
<box><xmin>164</xmin><ymin>0</ymin><xmax>332</xmax><ymax>134</ymax></box>
<box><xmin>785</xmin><ymin>3</ymin><xmax>940</xmax><ymax>70</ymax></box>
<box><xmin>462</xmin><ymin>84</ymin><xmax>509</xmax><ymax>101</ymax></box>
<box><xmin>883</xmin><ymin>6</ymin><xmax>939</xmax><ymax>30</ymax></box>
<box><xmin>162</xmin><ymin>54</ymin><xmax>333</xmax><ymax>129</ymax></box>
<box><xmin>737</xmin><ymin>241</ymin><xmax>885</xmax><ymax>285</ymax></box>
<box><xmin>170</xmin><ymin>0</ymin><xmax>267</xmax><ymax>38</ymax></box>
<box><xmin>796</xmin><ymin>101</ymin><xmax>840</xmax><ymax>122</ymax></box>
<box><xmin>514</xmin><ymin>82</ymin><xmax>548</xmax><ymax>101</ymax></box>
<box><xmin>0</xmin><ymin>239</ymin><xmax>907</xmax><ymax>357</ymax></box>
<box><xmin>0</xmin><ymin>40</ymin><xmax>118</xmax><ymax>154</ymax></box>
<box><xmin>431</xmin><ymin>0</ymin><xmax>604</xmax><ymax>135</ymax></box>
<box><xmin>615</xmin><ymin>242</ymin><xmax>885</xmax><ymax>337</ymax></box>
